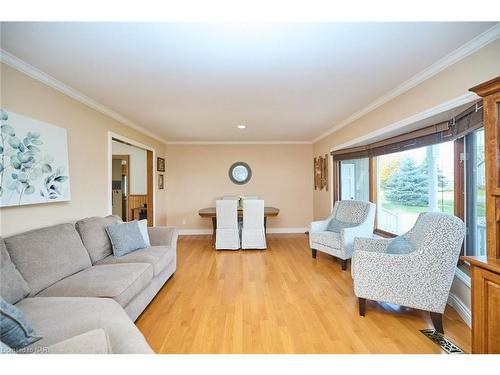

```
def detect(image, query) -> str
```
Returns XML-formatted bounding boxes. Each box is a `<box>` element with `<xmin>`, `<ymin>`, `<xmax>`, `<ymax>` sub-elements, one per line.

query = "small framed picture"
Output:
<box><xmin>157</xmin><ymin>157</ymin><xmax>165</xmax><ymax>172</ymax></box>
<box><xmin>158</xmin><ymin>174</ymin><xmax>165</xmax><ymax>190</ymax></box>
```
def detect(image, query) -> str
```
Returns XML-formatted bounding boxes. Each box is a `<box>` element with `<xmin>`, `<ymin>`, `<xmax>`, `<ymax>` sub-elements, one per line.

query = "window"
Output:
<box><xmin>340</xmin><ymin>158</ymin><xmax>369</xmax><ymax>201</ymax></box>
<box><xmin>464</xmin><ymin>128</ymin><xmax>486</xmax><ymax>256</ymax></box>
<box><xmin>331</xmin><ymin>103</ymin><xmax>486</xmax><ymax>256</ymax></box>
<box><xmin>375</xmin><ymin>142</ymin><xmax>455</xmax><ymax>235</ymax></box>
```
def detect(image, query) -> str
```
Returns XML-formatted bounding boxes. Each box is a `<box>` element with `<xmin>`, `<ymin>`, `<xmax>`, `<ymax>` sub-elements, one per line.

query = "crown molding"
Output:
<box><xmin>329</xmin><ymin>92</ymin><xmax>479</xmax><ymax>152</ymax></box>
<box><xmin>3</xmin><ymin>22</ymin><xmax>498</xmax><ymax>147</ymax></box>
<box><xmin>165</xmin><ymin>140</ymin><xmax>312</xmax><ymax>145</ymax></box>
<box><xmin>0</xmin><ymin>49</ymin><xmax>169</xmax><ymax>145</ymax></box>
<box><xmin>312</xmin><ymin>22</ymin><xmax>500</xmax><ymax>144</ymax></box>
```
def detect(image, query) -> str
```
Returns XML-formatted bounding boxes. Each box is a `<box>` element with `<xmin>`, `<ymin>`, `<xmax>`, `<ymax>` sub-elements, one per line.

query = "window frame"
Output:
<box><xmin>331</xmin><ymin>102</ymin><xmax>485</xmax><ymax>254</ymax></box>
<box><xmin>337</xmin><ymin>158</ymin><xmax>370</xmax><ymax>202</ymax></box>
<box><xmin>333</xmin><ymin>137</ymin><xmax>471</xmax><ymax>240</ymax></box>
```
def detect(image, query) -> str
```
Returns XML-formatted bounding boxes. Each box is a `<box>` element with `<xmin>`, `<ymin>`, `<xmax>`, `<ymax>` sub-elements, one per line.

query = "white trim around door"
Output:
<box><xmin>107</xmin><ymin>131</ymin><xmax>156</xmax><ymax>226</ymax></box>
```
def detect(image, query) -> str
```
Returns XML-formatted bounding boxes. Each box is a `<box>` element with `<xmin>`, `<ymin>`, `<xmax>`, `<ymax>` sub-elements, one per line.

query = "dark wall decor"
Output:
<box><xmin>228</xmin><ymin>161</ymin><xmax>252</xmax><ymax>185</ymax></box>
<box><xmin>157</xmin><ymin>157</ymin><xmax>165</xmax><ymax>172</ymax></box>
<box><xmin>314</xmin><ymin>155</ymin><xmax>328</xmax><ymax>191</ymax></box>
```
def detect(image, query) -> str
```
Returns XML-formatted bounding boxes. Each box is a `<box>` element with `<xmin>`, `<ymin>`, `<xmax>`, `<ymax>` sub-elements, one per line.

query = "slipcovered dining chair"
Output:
<box><xmin>309</xmin><ymin>200</ymin><xmax>375</xmax><ymax>270</ymax></box>
<box><xmin>351</xmin><ymin>212</ymin><xmax>465</xmax><ymax>334</ymax></box>
<box><xmin>241</xmin><ymin>199</ymin><xmax>266</xmax><ymax>249</ymax></box>
<box><xmin>243</xmin><ymin>196</ymin><xmax>258</xmax><ymax>200</ymax></box>
<box><xmin>215</xmin><ymin>199</ymin><xmax>240</xmax><ymax>250</ymax></box>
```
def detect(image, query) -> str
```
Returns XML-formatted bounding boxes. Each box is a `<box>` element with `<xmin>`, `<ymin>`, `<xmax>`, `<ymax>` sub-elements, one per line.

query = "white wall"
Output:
<box><xmin>165</xmin><ymin>144</ymin><xmax>313</xmax><ymax>232</ymax></box>
<box><xmin>112</xmin><ymin>141</ymin><xmax>147</xmax><ymax>195</ymax></box>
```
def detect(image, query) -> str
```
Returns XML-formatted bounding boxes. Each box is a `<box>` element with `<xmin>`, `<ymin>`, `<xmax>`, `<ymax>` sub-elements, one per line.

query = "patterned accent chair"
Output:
<box><xmin>309</xmin><ymin>200</ymin><xmax>376</xmax><ymax>270</ymax></box>
<box><xmin>351</xmin><ymin>212</ymin><xmax>465</xmax><ymax>334</ymax></box>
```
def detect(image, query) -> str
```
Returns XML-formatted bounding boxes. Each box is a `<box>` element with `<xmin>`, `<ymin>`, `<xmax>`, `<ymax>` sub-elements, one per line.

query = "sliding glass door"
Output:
<box><xmin>339</xmin><ymin>158</ymin><xmax>369</xmax><ymax>201</ymax></box>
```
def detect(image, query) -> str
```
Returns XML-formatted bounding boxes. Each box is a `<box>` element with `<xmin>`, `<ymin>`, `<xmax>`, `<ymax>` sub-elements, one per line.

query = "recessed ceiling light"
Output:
<box><xmin>237</xmin><ymin>124</ymin><xmax>246</xmax><ymax>129</ymax></box>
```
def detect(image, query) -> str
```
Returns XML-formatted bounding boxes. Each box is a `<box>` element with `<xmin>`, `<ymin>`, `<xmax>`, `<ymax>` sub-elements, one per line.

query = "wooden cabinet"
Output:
<box><xmin>466</xmin><ymin>258</ymin><xmax>500</xmax><ymax>353</ymax></box>
<box><xmin>470</xmin><ymin>77</ymin><xmax>500</xmax><ymax>259</ymax></box>
<box><xmin>465</xmin><ymin>76</ymin><xmax>500</xmax><ymax>354</ymax></box>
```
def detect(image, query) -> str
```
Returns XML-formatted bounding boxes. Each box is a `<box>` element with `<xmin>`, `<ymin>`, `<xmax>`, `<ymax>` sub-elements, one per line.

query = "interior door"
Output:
<box><xmin>341</xmin><ymin>163</ymin><xmax>356</xmax><ymax>200</ymax></box>
<box><xmin>111</xmin><ymin>159</ymin><xmax>123</xmax><ymax>216</ymax></box>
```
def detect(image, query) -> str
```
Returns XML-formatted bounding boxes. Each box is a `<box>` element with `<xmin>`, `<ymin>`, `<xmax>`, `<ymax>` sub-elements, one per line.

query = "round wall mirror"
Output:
<box><xmin>228</xmin><ymin>162</ymin><xmax>252</xmax><ymax>185</ymax></box>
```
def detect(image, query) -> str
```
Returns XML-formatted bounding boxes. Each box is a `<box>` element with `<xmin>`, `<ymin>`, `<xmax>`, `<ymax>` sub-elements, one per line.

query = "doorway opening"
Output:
<box><xmin>110</xmin><ymin>136</ymin><xmax>154</xmax><ymax>226</ymax></box>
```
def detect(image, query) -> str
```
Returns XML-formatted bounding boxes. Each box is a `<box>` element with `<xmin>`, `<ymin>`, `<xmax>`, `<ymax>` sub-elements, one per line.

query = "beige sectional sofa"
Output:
<box><xmin>1</xmin><ymin>216</ymin><xmax>178</xmax><ymax>354</ymax></box>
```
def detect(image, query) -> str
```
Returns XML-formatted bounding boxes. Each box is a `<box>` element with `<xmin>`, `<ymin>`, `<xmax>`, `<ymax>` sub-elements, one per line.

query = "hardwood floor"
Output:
<box><xmin>136</xmin><ymin>234</ymin><xmax>471</xmax><ymax>354</ymax></box>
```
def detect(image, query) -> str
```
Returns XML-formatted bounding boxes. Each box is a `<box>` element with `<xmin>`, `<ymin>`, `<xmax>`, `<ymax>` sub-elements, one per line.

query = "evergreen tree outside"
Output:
<box><xmin>384</xmin><ymin>157</ymin><xmax>429</xmax><ymax>206</ymax></box>
<box><xmin>418</xmin><ymin>157</ymin><xmax>448</xmax><ymax>189</ymax></box>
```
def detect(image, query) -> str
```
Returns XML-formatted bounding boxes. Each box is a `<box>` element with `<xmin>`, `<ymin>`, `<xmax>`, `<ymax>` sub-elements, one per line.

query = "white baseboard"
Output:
<box><xmin>178</xmin><ymin>227</ymin><xmax>308</xmax><ymax>235</ymax></box>
<box><xmin>267</xmin><ymin>227</ymin><xmax>308</xmax><ymax>234</ymax></box>
<box><xmin>447</xmin><ymin>293</ymin><xmax>471</xmax><ymax>328</ymax></box>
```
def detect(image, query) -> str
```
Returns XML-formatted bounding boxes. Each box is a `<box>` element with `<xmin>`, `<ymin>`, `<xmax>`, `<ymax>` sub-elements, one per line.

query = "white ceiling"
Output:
<box><xmin>1</xmin><ymin>22</ymin><xmax>497</xmax><ymax>142</ymax></box>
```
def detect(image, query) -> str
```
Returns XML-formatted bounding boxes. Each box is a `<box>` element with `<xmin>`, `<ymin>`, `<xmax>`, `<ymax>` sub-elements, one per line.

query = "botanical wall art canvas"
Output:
<box><xmin>0</xmin><ymin>109</ymin><xmax>71</xmax><ymax>207</ymax></box>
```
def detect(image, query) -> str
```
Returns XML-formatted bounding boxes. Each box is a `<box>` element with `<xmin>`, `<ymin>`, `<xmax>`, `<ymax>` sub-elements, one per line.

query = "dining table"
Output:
<box><xmin>198</xmin><ymin>206</ymin><xmax>280</xmax><ymax>245</ymax></box>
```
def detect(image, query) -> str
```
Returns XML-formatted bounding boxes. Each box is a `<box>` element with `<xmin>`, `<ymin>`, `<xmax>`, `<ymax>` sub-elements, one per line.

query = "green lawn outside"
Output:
<box><xmin>380</xmin><ymin>188</ymin><xmax>486</xmax><ymax>217</ymax></box>
<box><xmin>381</xmin><ymin>200</ymin><xmax>454</xmax><ymax>215</ymax></box>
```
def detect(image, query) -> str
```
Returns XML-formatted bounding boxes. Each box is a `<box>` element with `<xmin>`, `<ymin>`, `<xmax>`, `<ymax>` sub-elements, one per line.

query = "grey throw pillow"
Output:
<box><xmin>0</xmin><ymin>341</ymin><xmax>15</xmax><ymax>354</ymax></box>
<box><xmin>137</xmin><ymin>220</ymin><xmax>151</xmax><ymax>247</ymax></box>
<box><xmin>106</xmin><ymin>221</ymin><xmax>147</xmax><ymax>257</ymax></box>
<box><xmin>385</xmin><ymin>236</ymin><xmax>415</xmax><ymax>254</ymax></box>
<box><xmin>326</xmin><ymin>219</ymin><xmax>357</xmax><ymax>233</ymax></box>
<box><xmin>0</xmin><ymin>297</ymin><xmax>41</xmax><ymax>350</ymax></box>
<box><xmin>0</xmin><ymin>238</ymin><xmax>30</xmax><ymax>304</ymax></box>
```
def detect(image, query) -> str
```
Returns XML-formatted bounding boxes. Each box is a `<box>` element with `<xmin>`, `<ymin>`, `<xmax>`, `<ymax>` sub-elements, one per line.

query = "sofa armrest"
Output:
<box><xmin>147</xmin><ymin>226</ymin><xmax>178</xmax><ymax>248</ymax></box>
<box><xmin>45</xmin><ymin>329</ymin><xmax>111</xmax><ymax>354</ymax></box>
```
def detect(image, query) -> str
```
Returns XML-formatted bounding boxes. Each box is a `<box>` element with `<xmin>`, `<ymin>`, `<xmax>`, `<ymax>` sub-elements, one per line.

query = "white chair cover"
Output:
<box><xmin>243</xmin><ymin>196</ymin><xmax>258</xmax><ymax>200</ymax></box>
<box><xmin>215</xmin><ymin>200</ymin><xmax>240</xmax><ymax>250</ymax></box>
<box><xmin>241</xmin><ymin>199</ymin><xmax>266</xmax><ymax>249</ymax></box>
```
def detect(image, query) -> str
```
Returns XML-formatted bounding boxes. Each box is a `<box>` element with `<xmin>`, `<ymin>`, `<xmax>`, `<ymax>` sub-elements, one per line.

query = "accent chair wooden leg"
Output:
<box><xmin>311</xmin><ymin>249</ymin><xmax>317</xmax><ymax>258</ymax></box>
<box><xmin>341</xmin><ymin>259</ymin><xmax>347</xmax><ymax>271</ymax></box>
<box><xmin>359</xmin><ymin>298</ymin><xmax>366</xmax><ymax>317</ymax></box>
<box><xmin>430</xmin><ymin>312</ymin><xmax>444</xmax><ymax>334</ymax></box>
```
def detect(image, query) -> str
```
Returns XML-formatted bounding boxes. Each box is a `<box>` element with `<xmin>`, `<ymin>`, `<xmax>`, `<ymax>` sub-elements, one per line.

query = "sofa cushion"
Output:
<box><xmin>0</xmin><ymin>238</ymin><xmax>30</xmax><ymax>304</ymax></box>
<box><xmin>4</xmin><ymin>223</ymin><xmax>92</xmax><ymax>296</ymax></box>
<box><xmin>310</xmin><ymin>230</ymin><xmax>341</xmax><ymax>249</ymax></box>
<box><xmin>138</xmin><ymin>220</ymin><xmax>151</xmax><ymax>247</ymax></box>
<box><xmin>106</xmin><ymin>221</ymin><xmax>147</xmax><ymax>257</ymax></box>
<box><xmin>37</xmin><ymin>263</ymin><xmax>153</xmax><ymax>307</ymax></box>
<box><xmin>96</xmin><ymin>246</ymin><xmax>175</xmax><ymax>276</ymax></box>
<box><xmin>0</xmin><ymin>297</ymin><xmax>41</xmax><ymax>350</ymax></box>
<box><xmin>45</xmin><ymin>329</ymin><xmax>111</xmax><ymax>354</ymax></box>
<box><xmin>75</xmin><ymin>215</ymin><xmax>122</xmax><ymax>263</ymax></box>
<box><xmin>147</xmin><ymin>226</ymin><xmax>178</xmax><ymax>247</ymax></box>
<box><xmin>15</xmin><ymin>297</ymin><xmax>153</xmax><ymax>354</ymax></box>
